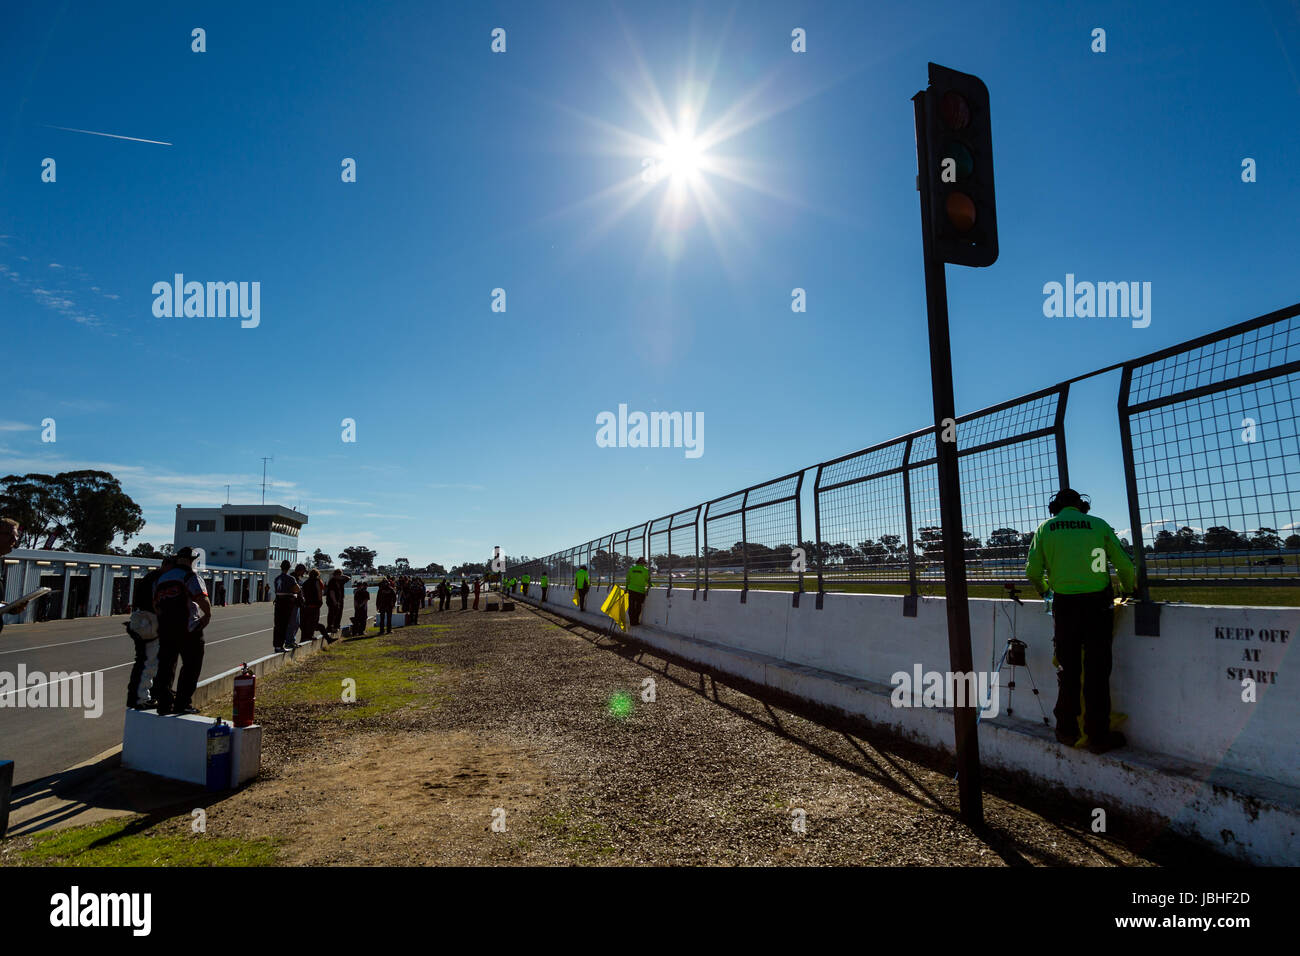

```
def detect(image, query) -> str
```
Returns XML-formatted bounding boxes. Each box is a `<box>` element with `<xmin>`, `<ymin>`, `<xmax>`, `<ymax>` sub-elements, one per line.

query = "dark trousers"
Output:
<box><xmin>155</xmin><ymin>627</ymin><xmax>205</xmax><ymax>711</ymax></box>
<box><xmin>1052</xmin><ymin>589</ymin><xmax>1115</xmax><ymax>744</ymax></box>
<box><xmin>578</xmin><ymin>587</ymin><xmax>589</xmax><ymax>611</ymax></box>
<box><xmin>273</xmin><ymin>599</ymin><xmax>294</xmax><ymax>648</ymax></box>
<box><xmin>408</xmin><ymin>602</ymin><xmax>419</xmax><ymax>625</ymax></box>
<box><xmin>327</xmin><ymin>602</ymin><xmax>343</xmax><ymax>632</ymax></box>
<box><xmin>353</xmin><ymin>603</ymin><xmax>368</xmax><ymax>633</ymax></box>
<box><xmin>378</xmin><ymin>610</ymin><xmax>393</xmax><ymax>633</ymax></box>
<box><xmin>461</xmin><ymin>593</ymin><xmax>468</xmax><ymax>610</ymax></box>
<box><xmin>628</xmin><ymin>590</ymin><xmax>646</xmax><ymax>625</ymax></box>
<box><xmin>541</xmin><ymin>587</ymin><xmax>548</xmax><ymax>602</ymax></box>
<box><xmin>301</xmin><ymin>605</ymin><xmax>328</xmax><ymax>641</ymax></box>
<box><xmin>441</xmin><ymin>593</ymin><xmax>450</xmax><ymax>610</ymax></box>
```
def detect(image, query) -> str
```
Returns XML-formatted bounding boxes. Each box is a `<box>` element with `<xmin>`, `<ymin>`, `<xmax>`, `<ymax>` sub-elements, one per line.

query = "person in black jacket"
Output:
<box><xmin>272</xmin><ymin>560</ymin><xmax>300</xmax><ymax>651</ymax></box>
<box><xmin>152</xmin><ymin>547</ymin><xmax>211</xmax><ymax>715</ymax></box>
<box><xmin>325</xmin><ymin>569</ymin><xmax>350</xmax><ymax>634</ymax></box>
<box><xmin>352</xmin><ymin>579</ymin><xmax>370</xmax><ymax>635</ymax></box>
<box><xmin>376</xmin><ymin>577</ymin><xmax>397</xmax><ymax>633</ymax></box>
<box><xmin>300</xmin><ymin>568</ymin><xmax>331</xmax><ymax>643</ymax></box>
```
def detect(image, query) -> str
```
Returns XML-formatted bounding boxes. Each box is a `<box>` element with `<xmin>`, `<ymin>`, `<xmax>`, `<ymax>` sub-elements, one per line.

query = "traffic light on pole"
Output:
<box><xmin>919</xmin><ymin>62</ymin><xmax>997</xmax><ymax>268</ymax></box>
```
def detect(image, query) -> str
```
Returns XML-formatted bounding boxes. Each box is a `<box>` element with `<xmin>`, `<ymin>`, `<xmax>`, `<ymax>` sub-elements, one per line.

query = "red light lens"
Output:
<box><xmin>939</xmin><ymin>91</ymin><xmax>970</xmax><ymax>130</ymax></box>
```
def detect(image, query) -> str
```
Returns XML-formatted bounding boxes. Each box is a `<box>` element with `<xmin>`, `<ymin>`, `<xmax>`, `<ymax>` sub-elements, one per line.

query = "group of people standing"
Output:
<box><xmin>506</xmin><ymin>559</ymin><xmax>650</xmax><ymax>625</ymax></box>
<box><xmin>364</xmin><ymin>574</ymin><xmax>482</xmax><ymax>635</ymax></box>
<box><xmin>501</xmin><ymin>571</ymin><xmax>549</xmax><ymax>602</ymax></box>
<box><xmin>123</xmin><ymin>546</ymin><xmax>211</xmax><ymax>714</ymax></box>
<box><xmin>271</xmin><ymin>561</ymin><xmax>352</xmax><ymax>651</ymax></box>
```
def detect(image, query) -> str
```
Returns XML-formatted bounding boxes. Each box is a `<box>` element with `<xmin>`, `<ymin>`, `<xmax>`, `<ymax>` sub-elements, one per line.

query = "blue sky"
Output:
<box><xmin>1</xmin><ymin>0</ymin><xmax>1297</xmax><ymax>567</ymax></box>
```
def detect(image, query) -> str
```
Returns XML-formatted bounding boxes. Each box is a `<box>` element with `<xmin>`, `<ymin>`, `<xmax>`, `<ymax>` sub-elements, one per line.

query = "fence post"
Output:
<box><xmin>1116</xmin><ymin>365</ymin><xmax>1160</xmax><ymax>636</ymax></box>
<box><xmin>740</xmin><ymin>489</ymin><xmax>749</xmax><ymax>603</ymax></box>
<box><xmin>703</xmin><ymin>500</ymin><xmax>711</xmax><ymax>598</ymax></box>
<box><xmin>902</xmin><ymin>436</ymin><xmax>919</xmax><ymax>617</ymax></box>
<box><xmin>1054</xmin><ymin>382</ymin><xmax>1071</xmax><ymax>490</ymax></box>
<box><xmin>794</xmin><ymin>471</ymin><xmax>805</xmax><ymax>605</ymax></box>
<box><xmin>665</xmin><ymin>523</ymin><xmax>672</xmax><ymax>593</ymax></box>
<box><xmin>693</xmin><ymin>506</ymin><xmax>700</xmax><ymax>596</ymax></box>
<box><xmin>813</xmin><ymin>463</ymin><xmax>825</xmax><ymax>606</ymax></box>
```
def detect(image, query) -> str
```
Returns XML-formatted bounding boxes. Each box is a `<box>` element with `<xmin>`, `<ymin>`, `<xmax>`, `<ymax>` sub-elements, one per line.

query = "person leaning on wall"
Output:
<box><xmin>1025</xmin><ymin>487</ymin><xmax>1136</xmax><ymax>755</ymax></box>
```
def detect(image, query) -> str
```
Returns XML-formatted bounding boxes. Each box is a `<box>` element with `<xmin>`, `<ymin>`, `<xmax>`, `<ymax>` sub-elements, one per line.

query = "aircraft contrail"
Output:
<box><xmin>42</xmin><ymin>125</ymin><xmax>172</xmax><ymax>146</ymax></box>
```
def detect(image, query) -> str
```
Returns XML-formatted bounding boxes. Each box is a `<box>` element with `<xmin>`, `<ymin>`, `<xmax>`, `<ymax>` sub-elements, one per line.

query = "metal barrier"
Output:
<box><xmin>649</xmin><ymin>505</ymin><xmax>702</xmax><ymax>590</ymax></box>
<box><xmin>503</xmin><ymin>303</ymin><xmax>1300</xmax><ymax>618</ymax></box>
<box><xmin>1118</xmin><ymin>302</ymin><xmax>1300</xmax><ymax>595</ymax></box>
<box><xmin>703</xmin><ymin>471</ymin><xmax>803</xmax><ymax>598</ymax></box>
<box><xmin>812</xmin><ymin>384</ymin><xmax>1068</xmax><ymax>596</ymax></box>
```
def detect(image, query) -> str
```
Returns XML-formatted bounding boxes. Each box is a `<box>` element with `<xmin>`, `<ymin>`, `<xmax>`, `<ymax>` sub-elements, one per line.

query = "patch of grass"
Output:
<box><xmin>1147</xmin><ymin>586</ymin><xmax>1300</xmax><ymax>607</ymax></box>
<box><xmin>206</xmin><ymin>628</ymin><xmax>443</xmax><ymax>724</ymax></box>
<box><xmin>13</xmin><ymin>817</ymin><xmax>280</xmax><ymax>867</ymax></box>
<box><xmin>538</xmin><ymin>810</ymin><xmax>617</xmax><ymax>860</ymax></box>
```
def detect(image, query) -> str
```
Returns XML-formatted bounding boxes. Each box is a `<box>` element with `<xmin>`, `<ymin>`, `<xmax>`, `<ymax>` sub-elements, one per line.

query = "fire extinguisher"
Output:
<box><xmin>233</xmin><ymin>663</ymin><xmax>256</xmax><ymax>728</ymax></box>
<box><xmin>206</xmin><ymin>718</ymin><xmax>233</xmax><ymax>791</ymax></box>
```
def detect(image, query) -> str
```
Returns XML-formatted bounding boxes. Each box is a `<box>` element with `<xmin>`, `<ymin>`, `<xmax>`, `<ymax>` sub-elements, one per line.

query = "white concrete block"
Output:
<box><xmin>122</xmin><ymin>709</ymin><xmax>216</xmax><ymax>786</ymax></box>
<box><xmin>122</xmin><ymin>710</ymin><xmax>262</xmax><ymax>789</ymax></box>
<box><xmin>231</xmin><ymin>724</ymin><xmax>262</xmax><ymax>787</ymax></box>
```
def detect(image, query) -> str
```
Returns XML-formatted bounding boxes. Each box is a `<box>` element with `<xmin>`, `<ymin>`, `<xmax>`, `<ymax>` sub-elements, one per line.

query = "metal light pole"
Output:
<box><xmin>913</xmin><ymin>86</ymin><xmax>984</xmax><ymax>826</ymax></box>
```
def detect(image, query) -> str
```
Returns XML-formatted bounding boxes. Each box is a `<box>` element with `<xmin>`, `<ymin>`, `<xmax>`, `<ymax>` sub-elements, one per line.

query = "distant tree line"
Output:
<box><xmin>0</xmin><ymin>471</ymin><xmax>144</xmax><ymax>554</ymax></box>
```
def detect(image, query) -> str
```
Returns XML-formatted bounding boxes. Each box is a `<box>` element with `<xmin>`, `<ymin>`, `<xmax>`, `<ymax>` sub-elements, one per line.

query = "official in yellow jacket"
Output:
<box><xmin>1026</xmin><ymin>488</ymin><xmax>1136</xmax><ymax>754</ymax></box>
<box><xmin>625</xmin><ymin>558</ymin><xmax>650</xmax><ymax>625</ymax></box>
<box><xmin>575</xmin><ymin>565</ymin><xmax>591</xmax><ymax>611</ymax></box>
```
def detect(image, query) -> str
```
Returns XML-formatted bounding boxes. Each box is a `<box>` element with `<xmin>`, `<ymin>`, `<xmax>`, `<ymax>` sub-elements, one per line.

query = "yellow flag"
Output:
<box><xmin>601</xmin><ymin>584</ymin><xmax>629</xmax><ymax>632</ymax></box>
<box><xmin>571</xmin><ymin>592</ymin><xmax>579</xmax><ymax>607</ymax></box>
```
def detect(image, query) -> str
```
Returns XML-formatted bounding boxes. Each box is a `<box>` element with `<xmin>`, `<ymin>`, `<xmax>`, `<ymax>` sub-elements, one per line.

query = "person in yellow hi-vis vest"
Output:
<box><xmin>625</xmin><ymin>557</ymin><xmax>650</xmax><ymax>626</ymax></box>
<box><xmin>521</xmin><ymin>572</ymin><xmax>531</xmax><ymax>598</ymax></box>
<box><xmin>574</xmin><ymin>565</ymin><xmax>591</xmax><ymax>611</ymax></box>
<box><xmin>540</xmin><ymin>572</ymin><xmax>549</xmax><ymax>602</ymax></box>
<box><xmin>1025</xmin><ymin>488</ymin><xmax>1136</xmax><ymax>754</ymax></box>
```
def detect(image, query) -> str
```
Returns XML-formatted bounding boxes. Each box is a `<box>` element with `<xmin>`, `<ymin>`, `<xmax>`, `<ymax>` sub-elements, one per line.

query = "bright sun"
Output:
<box><xmin>659</xmin><ymin>131</ymin><xmax>703</xmax><ymax>182</ymax></box>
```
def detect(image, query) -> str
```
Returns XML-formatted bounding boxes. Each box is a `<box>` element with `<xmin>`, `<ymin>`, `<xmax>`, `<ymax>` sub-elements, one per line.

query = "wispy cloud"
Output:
<box><xmin>1</xmin><ymin>258</ymin><xmax>104</xmax><ymax>327</ymax></box>
<box><xmin>0</xmin><ymin>421</ymin><xmax>36</xmax><ymax>432</ymax></box>
<box><xmin>43</xmin><ymin>125</ymin><xmax>172</xmax><ymax>146</ymax></box>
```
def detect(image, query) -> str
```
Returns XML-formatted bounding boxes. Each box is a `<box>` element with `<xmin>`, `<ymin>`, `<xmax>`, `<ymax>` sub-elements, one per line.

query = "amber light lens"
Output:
<box><xmin>946</xmin><ymin>192</ymin><xmax>976</xmax><ymax>231</ymax></box>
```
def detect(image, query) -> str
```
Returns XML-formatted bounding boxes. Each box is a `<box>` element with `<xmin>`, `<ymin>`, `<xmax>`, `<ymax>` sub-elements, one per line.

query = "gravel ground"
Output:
<box><xmin>9</xmin><ymin>601</ymin><xmax>1221</xmax><ymax>866</ymax></box>
<box><xmin>203</xmin><ymin>600</ymin><xmax>1219</xmax><ymax>866</ymax></box>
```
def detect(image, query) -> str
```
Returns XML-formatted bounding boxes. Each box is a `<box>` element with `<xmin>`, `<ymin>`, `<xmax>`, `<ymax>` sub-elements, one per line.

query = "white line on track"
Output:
<box><xmin>0</xmin><ymin>627</ymin><xmax>272</xmax><ymax>700</ymax></box>
<box><xmin>0</xmin><ymin>611</ymin><xmax>267</xmax><ymax>655</ymax></box>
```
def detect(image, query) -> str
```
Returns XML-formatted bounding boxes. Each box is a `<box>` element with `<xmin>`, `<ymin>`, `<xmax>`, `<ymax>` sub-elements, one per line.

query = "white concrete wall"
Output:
<box><xmin>540</xmin><ymin>584</ymin><xmax>1298</xmax><ymax>789</ymax></box>
<box><xmin>530</xmin><ymin>583</ymin><xmax>1299</xmax><ymax>863</ymax></box>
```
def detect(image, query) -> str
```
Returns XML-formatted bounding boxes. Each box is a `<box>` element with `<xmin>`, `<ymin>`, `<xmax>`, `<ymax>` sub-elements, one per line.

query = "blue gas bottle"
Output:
<box><xmin>206</xmin><ymin>719</ymin><xmax>233</xmax><ymax>791</ymax></box>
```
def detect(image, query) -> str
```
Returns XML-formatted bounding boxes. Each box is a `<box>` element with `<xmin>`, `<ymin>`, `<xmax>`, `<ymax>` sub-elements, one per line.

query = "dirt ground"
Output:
<box><xmin>9</xmin><ymin>601</ymin><xmax>1226</xmax><ymax>866</ymax></box>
